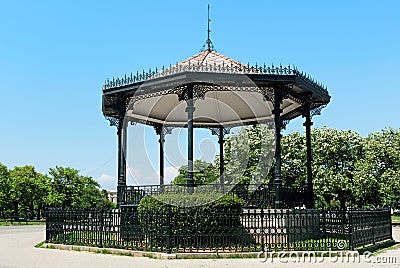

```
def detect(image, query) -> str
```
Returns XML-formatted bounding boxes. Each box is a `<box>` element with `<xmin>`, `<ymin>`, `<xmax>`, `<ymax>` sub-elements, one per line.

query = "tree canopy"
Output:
<box><xmin>172</xmin><ymin>126</ymin><xmax>400</xmax><ymax>209</ymax></box>
<box><xmin>171</xmin><ymin>159</ymin><xmax>219</xmax><ymax>185</ymax></box>
<box><xmin>0</xmin><ymin>165</ymin><xmax>113</xmax><ymax>219</ymax></box>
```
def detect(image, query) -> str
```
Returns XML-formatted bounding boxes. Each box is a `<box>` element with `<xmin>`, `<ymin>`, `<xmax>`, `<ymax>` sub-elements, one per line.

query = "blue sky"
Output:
<box><xmin>0</xmin><ymin>0</ymin><xmax>399</xmax><ymax>190</ymax></box>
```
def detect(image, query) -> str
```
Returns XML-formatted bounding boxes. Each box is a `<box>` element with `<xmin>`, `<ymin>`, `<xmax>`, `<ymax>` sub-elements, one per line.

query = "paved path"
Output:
<box><xmin>1</xmin><ymin>225</ymin><xmax>400</xmax><ymax>268</ymax></box>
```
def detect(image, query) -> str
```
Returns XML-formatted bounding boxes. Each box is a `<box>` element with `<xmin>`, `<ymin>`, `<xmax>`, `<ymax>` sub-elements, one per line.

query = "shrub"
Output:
<box><xmin>137</xmin><ymin>193</ymin><xmax>246</xmax><ymax>250</ymax></box>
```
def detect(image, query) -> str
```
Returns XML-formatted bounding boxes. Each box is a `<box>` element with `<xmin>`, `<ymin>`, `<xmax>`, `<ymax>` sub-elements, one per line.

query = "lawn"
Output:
<box><xmin>392</xmin><ymin>216</ymin><xmax>400</xmax><ymax>223</ymax></box>
<box><xmin>0</xmin><ymin>219</ymin><xmax>46</xmax><ymax>226</ymax></box>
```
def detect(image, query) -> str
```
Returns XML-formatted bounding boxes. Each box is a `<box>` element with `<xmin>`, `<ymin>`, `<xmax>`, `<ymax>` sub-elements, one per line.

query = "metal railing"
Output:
<box><xmin>121</xmin><ymin>183</ymin><xmax>307</xmax><ymax>208</ymax></box>
<box><xmin>102</xmin><ymin>63</ymin><xmax>328</xmax><ymax>95</ymax></box>
<box><xmin>46</xmin><ymin>207</ymin><xmax>392</xmax><ymax>253</ymax></box>
<box><xmin>349</xmin><ymin>208</ymin><xmax>392</xmax><ymax>248</ymax></box>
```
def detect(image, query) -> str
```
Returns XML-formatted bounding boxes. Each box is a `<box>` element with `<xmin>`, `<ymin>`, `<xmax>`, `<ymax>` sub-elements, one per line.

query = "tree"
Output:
<box><xmin>223</xmin><ymin>124</ymin><xmax>275</xmax><ymax>185</ymax></box>
<box><xmin>281</xmin><ymin>131</ymin><xmax>307</xmax><ymax>186</ymax></box>
<box><xmin>8</xmin><ymin>165</ymin><xmax>48</xmax><ymax>219</ymax></box>
<box><xmin>171</xmin><ymin>125</ymin><xmax>275</xmax><ymax>186</ymax></box>
<box><xmin>0</xmin><ymin>163</ymin><xmax>11</xmax><ymax>218</ymax></box>
<box><xmin>32</xmin><ymin>173</ymin><xmax>50</xmax><ymax>218</ymax></box>
<box><xmin>47</xmin><ymin>166</ymin><xmax>113</xmax><ymax>209</ymax></box>
<box><xmin>311</xmin><ymin>127</ymin><xmax>362</xmax><ymax>208</ymax></box>
<box><xmin>154</xmin><ymin>126</ymin><xmax>400</xmax><ymax>209</ymax></box>
<box><xmin>353</xmin><ymin>128</ymin><xmax>400</xmax><ymax>208</ymax></box>
<box><xmin>171</xmin><ymin>160</ymin><xmax>218</xmax><ymax>185</ymax></box>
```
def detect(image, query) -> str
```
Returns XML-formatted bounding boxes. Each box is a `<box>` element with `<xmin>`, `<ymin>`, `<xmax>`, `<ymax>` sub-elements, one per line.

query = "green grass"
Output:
<box><xmin>116</xmin><ymin>252</ymin><xmax>135</xmax><ymax>257</ymax></box>
<box><xmin>177</xmin><ymin>254</ymin><xmax>222</xmax><ymax>259</ymax></box>
<box><xmin>0</xmin><ymin>220</ymin><xmax>46</xmax><ymax>226</ymax></box>
<box><xmin>224</xmin><ymin>253</ymin><xmax>258</xmax><ymax>259</ymax></box>
<box><xmin>95</xmin><ymin>249</ymin><xmax>113</xmax><ymax>255</ymax></box>
<box><xmin>391</xmin><ymin>216</ymin><xmax>400</xmax><ymax>222</ymax></box>
<box><xmin>142</xmin><ymin>253</ymin><xmax>156</xmax><ymax>259</ymax></box>
<box><xmin>35</xmin><ymin>241</ymin><xmax>45</xmax><ymax>248</ymax></box>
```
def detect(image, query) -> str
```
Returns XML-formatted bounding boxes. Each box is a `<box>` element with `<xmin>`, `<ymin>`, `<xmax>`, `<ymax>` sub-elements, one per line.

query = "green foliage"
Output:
<box><xmin>0</xmin><ymin>164</ymin><xmax>113</xmax><ymax>218</ymax></box>
<box><xmin>353</xmin><ymin>128</ymin><xmax>400</xmax><ymax>208</ymax></box>
<box><xmin>224</xmin><ymin>125</ymin><xmax>275</xmax><ymax>185</ymax></box>
<box><xmin>138</xmin><ymin>193</ymin><xmax>245</xmax><ymax>248</ymax></box>
<box><xmin>171</xmin><ymin>125</ymin><xmax>275</xmax><ymax>186</ymax></box>
<box><xmin>138</xmin><ymin>192</ymin><xmax>244</xmax><ymax>210</ymax></box>
<box><xmin>170</xmin><ymin>126</ymin><xmax>400</xmax><ymax>209</ymax></box>
<box><xmin>311</xmin><ymin>127</ymin><xmax>363</xmax><ymax>208</ymax></box>
<box><xmin>171</xmin><ymin>160</ymin><xmax>218</xmax><ymax>185</ymax></box>
<box><xmin>281</xmin><ymin>131</ymin><xmax>306</xmax><ymax>185</ymax></box>
<box><xmin>8</xmin><ymin>165</ymin><xmax>48</xmax><ymax>219</ymax></box>
<box><xmin>278</xmin><ymin>127</ymin><xmax>399</xmax><ymax>208</ymax></box>
<box><xmin>0</xmin><ymin>163</ymin><xmax>11</xmax><ymax>218</ymax></box>
<box><xmin>47</xmin><ymin>166</ymin><xmax>113</xmax><ymax>209</ymax></box>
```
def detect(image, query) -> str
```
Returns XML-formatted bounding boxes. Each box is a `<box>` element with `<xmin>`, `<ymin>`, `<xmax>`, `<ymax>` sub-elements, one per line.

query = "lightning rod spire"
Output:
<box><xmin>207</xmin><ymin>4</ymin><xmax>211</xmax><ymax>51</ymax></box>
<box><xmin>201</xmin><ymin>4</ymin><xmax>216</xmax><ymax>52</ymax></box>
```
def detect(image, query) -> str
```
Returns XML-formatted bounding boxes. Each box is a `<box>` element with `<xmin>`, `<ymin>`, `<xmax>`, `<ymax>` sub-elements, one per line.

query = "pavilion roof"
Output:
<box><xmin>102</xmin><ymin>49</ymin><xmax>328</xmax><ymax>99</ymax></box>
<box><xmin>150</xmin><ymin>49</ymin><xmax>261</xmax><ymax>80</ymax></box>
<box><xmin>102</xmin><ymin>46</ymin><xmax>331</xmax><ymax>127</ymax></box>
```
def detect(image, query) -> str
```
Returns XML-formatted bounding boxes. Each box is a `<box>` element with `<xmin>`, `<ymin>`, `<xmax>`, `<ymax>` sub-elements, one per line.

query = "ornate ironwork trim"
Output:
<box><xmin>154</xmin><ymin>125</ymin><xmax>174</xmax><ymax>136</ymax></box>
<box><xmin>103</xmin><ymin>63</ymin><xmax>329</xmax><ymax>97</ymax></box>
<box><xmin>310</xmin><ymin>104</ymin><xmax>327</xmax><ymax>118</ymax></box>
<box><xmin>105</xmin><ymin>116</ymin><xmax>120</xmax><ymax>128</ymax></box>
<box><xmin>281</xmin><ymin>120</ymin><xmax>291</xmax><ymax>130</ymax></box>
<box><xmin>209</xmin><ymin>127</ymin><xmax>231</xmax><ymax>136</ymax></box>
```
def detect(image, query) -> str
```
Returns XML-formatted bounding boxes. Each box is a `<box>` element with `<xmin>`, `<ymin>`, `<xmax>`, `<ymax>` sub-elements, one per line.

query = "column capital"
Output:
<box><xmin>272</xmin><ymin>107</ymin><xmax>283</xmax><ymax>115</ymax></box>
<box><xmin>303</xmin><ymin>120</ymin><xmax>313</xmax><ymax>127</ymax></box>
<box><xmin>302</xmin><ymin>103</ymin><xmax>327</xmax><ymax>120</ymax></box>
<box><xmin>209</xmin><ymin>127</ymin><xmax>230</xmax><ymax>137</ymax></box>
<box><xmin>155</xmin><ymin>125</ymin><xmax>173</xmax><ymax>137</ymax></box>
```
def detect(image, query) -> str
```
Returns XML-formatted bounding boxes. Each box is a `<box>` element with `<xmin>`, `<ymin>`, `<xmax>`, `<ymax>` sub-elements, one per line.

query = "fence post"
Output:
<box><xmin>372</xmin><ymin>210</ymin><xmax>376</xmax><ymax>245</ymax></box>
<box><xmin>166</xmin><ymin>204</ymin><xmax>172</xmax><ymax>254</ymax></box>
<box><xmin>389</xmin><ymin>208</ymin><xmax>393</xmax><ymax>240</ymax></box>
<box><xmin>261</xmin><ymin>208</ymin><xmax>265</xmax><ymax>252</ymax></box>
<box><xmin>349</xmin><ymin>208</ymin><xmax>354</xmax><ymax>250</ymax></box>
<box><xmin>61</xmin><ymin>209</ymin><xmax>66</xmax><ymax>244</ymax></box>
<box><xmin>99</xmin><ymin>209</ymin><xmax>103</xmax><ymax>248</ymax></box>
<box><xmin>321</xmin><ymin>209</ymin><xmax>326</xmax><ymax>236</ymax></box>
<box><xmin>45</xmin><ymin>208</ymin><xmax>49</xmax><ymax>242</ymax></box>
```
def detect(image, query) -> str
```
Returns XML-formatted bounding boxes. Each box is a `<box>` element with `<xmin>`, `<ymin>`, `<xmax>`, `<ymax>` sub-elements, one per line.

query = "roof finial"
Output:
<box><xmin>201</xmin><ymin>4</ymin><xmax>216</xmax><ymax>52</ymax></box>
<box><xmin>207</xmin><ymin>4</ymin><xmax>211</xmax><ymax>51</ymax></box>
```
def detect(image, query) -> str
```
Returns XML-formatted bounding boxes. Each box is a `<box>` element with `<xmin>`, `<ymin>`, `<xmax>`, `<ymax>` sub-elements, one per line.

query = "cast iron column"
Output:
<box><xmin>185</xmin><ymin>84</ymin><xmax>195</xmax><ymax>193</ymax></box>
<box><xmin>273</xmin><ymin>88</ymin><xmax>283</xmax><ymax>209</ymax></box>
<box><xmin>303</xmin><ymin>104</ymin><xmax>314</xmax><ymax>208</ymax></box>
<box><xmin>158</xmin><ymin>126</ymin><xmax>165</xmax><ymax>186</ymax></box>
<box><xmin>123</xmin><ymin>121</ymin><xmax>127</xmax><ymax>185</ymax></box>
<box><xmin>218</xmin><ymin>126</ymin><xmax>224</xmax><ymax>185</ymax></box>
<box><xmin>117</xmin><ymin>119</ymin><xmax>127</xmax><ymax>209</ymax></box>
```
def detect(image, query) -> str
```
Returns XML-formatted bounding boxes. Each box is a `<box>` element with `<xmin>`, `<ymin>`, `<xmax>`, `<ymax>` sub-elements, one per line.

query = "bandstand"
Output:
<box><xmin>101</xmin><ymin>30</ymin><xmax>330</xmax><ymax>209</ymax></box>
<box><xmin>44</xmin><ymin>11</ymin><xmax>393</xmax><ymax>255</ymax></box>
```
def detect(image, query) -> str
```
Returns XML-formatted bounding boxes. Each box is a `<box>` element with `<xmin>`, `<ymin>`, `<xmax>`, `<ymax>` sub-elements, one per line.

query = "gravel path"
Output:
<box><xmin>0</xmin><ymin>225</ymin><xmax>400</xmax><ymax>268</ymax></box>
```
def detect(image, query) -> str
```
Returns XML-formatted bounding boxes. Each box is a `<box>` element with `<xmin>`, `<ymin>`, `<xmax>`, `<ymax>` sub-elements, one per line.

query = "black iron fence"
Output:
<box><xmin>46</xmin><ymin>207</ymin><xmax>392</xmax><ymax>253</ymax></box>
<box><xmin>350</xmin><ymin>208</ymin><xmax>393</xmax><ymax>248</ymax></box>
<box><xmin>122</xmin><ymin>183</ymin><xmax>306</xmax><ymax>208</ymax></box>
